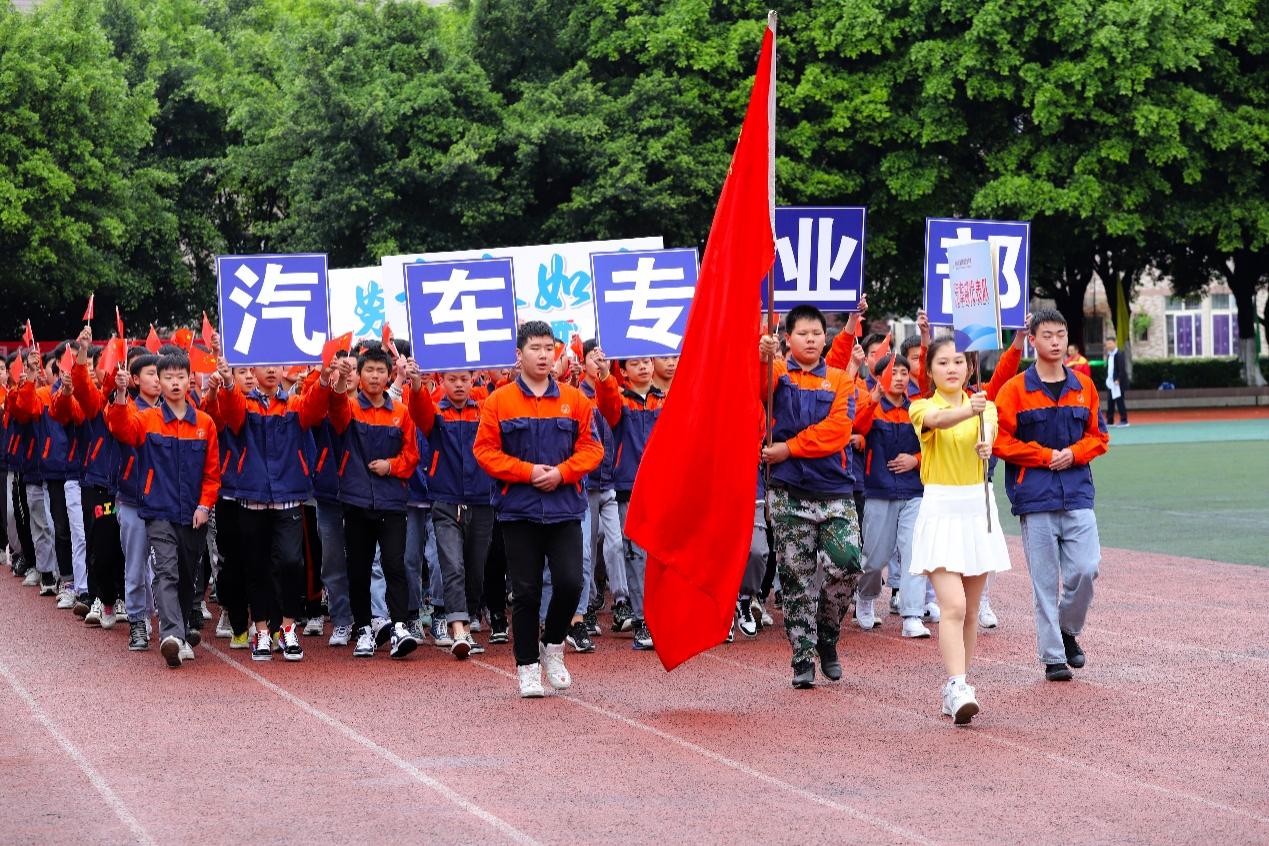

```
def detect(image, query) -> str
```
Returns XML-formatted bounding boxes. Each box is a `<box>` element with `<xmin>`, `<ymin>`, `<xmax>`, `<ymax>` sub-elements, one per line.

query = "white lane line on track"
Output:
<box><xmin>470</xmin><ymin>659</ymin><xmax>942</xmax><ymax>846</ymax></box>
<box><xmin>703</xmin><ymin>652</ymin><xmax>1269</xmax><ymax>827</ymax></box>
<box><xmin>203</xmin><ymin>645</ymin><xmax>541</xmax><ymax>846</ymax></box>
<box><xmin>0</xmin><ymin>658</ymin><xmax>157</xmax><ymax>846</ymax></box>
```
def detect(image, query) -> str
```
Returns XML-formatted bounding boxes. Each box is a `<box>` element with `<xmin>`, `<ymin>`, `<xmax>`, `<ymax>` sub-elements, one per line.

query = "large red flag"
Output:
<box><xmin>624</xmin><ymin>14</ymin><xmax>777</xmax><ymax>671</ymax></box>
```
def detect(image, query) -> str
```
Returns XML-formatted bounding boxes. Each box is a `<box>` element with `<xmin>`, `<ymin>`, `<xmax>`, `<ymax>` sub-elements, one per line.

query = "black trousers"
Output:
<box><xmin>301</xmin><ymin>504</ymin><xmax>324</xmax><ymax>618</ymax></box>
<box><xmin>484</xmin><ymin>522</ymin><xmax>508</xmax><ymax>621</ymax></box>
<box><xmin>44</xmin><ymin>479</ymin><xmax>74</xmax><ymax>581</ymax></box>
<box><xmin>81</xmin><ymin>484</ymin><xmax>124</xmax><ymax>605</ymax></box>
<box><xmin>215</xmin><ymin>500</ymin><xmax>250</xmax><ymax>635</ymax></box>
<box><xmin>237</xmin><ymin>506</ymin><xmax>305</xmax><ymax>631</ymax></box>
<box><xmin>343</xmin><ymin>505</ymin><xmax>407</xmax><ymax>629</ymax></box>
<box><xmin>12</xmin><ymin>474</ymin><xmax>36</xmax><ymax>568</ymax></box>
<box><xmin>502</xmin><ymin>519</ymin><xmax>583</xmax><ymax>666</ymax></box>
<box><xmin>1106</xmin><ymin>394</ymin><xmax>1128</xmax><ymax>424</ymax></box>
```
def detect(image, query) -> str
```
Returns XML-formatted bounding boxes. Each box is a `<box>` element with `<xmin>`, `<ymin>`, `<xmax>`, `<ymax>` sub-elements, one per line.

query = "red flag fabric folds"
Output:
<box><xmin>82</xmin><ymin>294</ymin><xmax>95</xmax><ymax>322</ymax></box>
<box><xmin>201</xmin><ymin>312</ymin><xmax>216</xmax><ymax>351</ymax></box>
<box><xmin>624</xmin><ymin>17</ymin><xmax>777</xmax><ymax>671</ymax></box>
<box><xmin>145</xmin><ymin>325</ymin><xmax>161</xmax><ymax>353</ymax></box>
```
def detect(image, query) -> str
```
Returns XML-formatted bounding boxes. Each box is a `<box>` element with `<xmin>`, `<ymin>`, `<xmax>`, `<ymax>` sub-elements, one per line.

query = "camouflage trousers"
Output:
<box><xmin>769</xmin><ymin>488</ymin><xmax>863</xmax><ymax>668</ymax></box>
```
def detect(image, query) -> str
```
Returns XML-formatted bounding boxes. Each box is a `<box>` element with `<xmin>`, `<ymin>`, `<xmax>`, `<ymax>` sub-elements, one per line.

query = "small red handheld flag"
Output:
<box><xmin>189</xmin><ymin>346</ymin><xmax>218</xmax><ymax>375</ymax></box>
<box><xmin>115</xmin><ymin>307</ymin><xmax>126</xmax><ymax>344</ymax></box>
<box><xmin>99</xmin><ymin>337</ymin><xmax>125</xmax><ymax>377</ymax></box>
<box><xmin>874</xmin><ymin>332</ymin><xmax>894</xmax><ymax>391</ymax></box>
<box><xmin>82</xmin><ymin>294</ymin><xmax>95</xmax><ymax>323</ymax></box>
<box><xmin>22</xmin><ymin>320</ymin><xmax>34</xmax><ymax>350</ymax></box>
<box><xmin>145</xmin><ymin>325</ymin><xmax>161</xmax><ymax>353</ymax></box>
<box><xmin>381</xmin><ymin>323</ymin><xmax>400</xmax><ymax>360</ymax></box>
<box><xmin>59</xmin><ymin>346</ymin><xmax>76</xmax><ymax>376</ymax></box>
<box><xmin>322</xmin><ymin>332</ymin><xmax>354</xmax><ymax>369</ymax></box>
<box><xmin>201</xmin><ymin>312</ymin><xmax>216</xmax><ymax>350</ymax></box>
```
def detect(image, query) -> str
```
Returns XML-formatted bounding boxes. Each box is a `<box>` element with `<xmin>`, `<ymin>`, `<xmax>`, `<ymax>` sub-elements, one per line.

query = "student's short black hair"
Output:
<box><xmin>784</xmin><ymin>305</ymin><xmax>826</xmax><ymax>334</ymax></box>
<box><xmin>42</xmin><ymin>351</ymin><xmax>57</xmax><ymax>367</ymax></box>
<box><xmin>129</xmin><ymin>353</ymin><xmax>160</xmax><ymax>377</ymax></box>
<box><xmin>861</xmin><ymin>332</ymin><xmax>887</xmax><ymax>355</ymax></box>
<box><xmin>392</xmin><ymin>339</ymin><xmax>411</xmax><ymax>359</ymax></box>
<box><xmin>88</xmin><ymin>345</ymin><xmax>103</xmax><ymax>365</ymax></box>
<box><xmin>582</xmin><ymin>338</ymin><xmax>599</xmax><ymax>357</ymax></box>
<box><xmin>126</xmin><ymin>345</ymin><xmax>149</xmax><ymax>364</ymax></box>
<box><xmin>3</xmin><ymin>352</ymin><xmax>17</xmax><ymax>366</ymax></box>
<box><xmin>1029</xmin><ymin>308</ymin><xmax>1067</xmax><ymax>335</ymax></box>
<box><xmin>156</xmin><ymin>353</ymin><xmax>190</xmax><ymax>376</ymax></box>
<box><xmin>873</xmin><ymin>354</ymin><xmax>911</xmax><ymax>377</ymax></box>
<box><xmin>157</xmin><ymin>343</ymin><xmax>184</xmax><ymax>357</ymax></box>
<box><xmin>357</xmin><ymin>346</ymin><xmax>391</xmax><ymax>372</ymax></box>
<box><xmin>899</xmin><ymin>335</ymin><xmax>923</xmax><ymax>356</ymax></box>
<box><xmin>517</xmin><ymin>320</ymin><xmax>555</xmax><ymax>350</ymax></box>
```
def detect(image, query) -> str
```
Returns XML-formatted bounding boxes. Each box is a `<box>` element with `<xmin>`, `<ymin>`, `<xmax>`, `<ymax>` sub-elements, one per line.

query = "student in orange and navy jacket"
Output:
<box><xmin>993</xmin><ymin>309</ymin><xmax>1109</xmax><ymax>683</ymax></box>
<box><xmin>5</xmin><ymin>352</ymin><xmax>40</xmax><ymax>582</ymax></box>
<box><xmin>758</xmin><ymin>305</ymin><xmax>866</xmax><ymax>690</ymax></box>
<box><xmin>325</xmin><ymin>347</ymin><xmax>420</xmax><ymax>660</ymax></box>
<box><xmin>106</xmin><ymin>352</ymin><xmax>220</xmax><ymax>669</ymax></box>
<box><xmin>851</xmin><ymin>353</ymin><xmax>937</xmax><ymax>639</ymax></box>
<box><xmin>214</xmin><ymin>356</ymin><xmax>329</xmax><ymax>662</ymax></box>
<box><xmin>473</xmin><ymin>321</ymin><xmax>604</xmax><ymax>699</ymax></box>
<box><xmin>592</xmin><ymin>354</ymin><xmax>664</xmax><ymax>648</ymax></box>
<box><xmin>406</xmin><ymin>361</ymin><xmax>494</xmax><ymax>659</ymax></box>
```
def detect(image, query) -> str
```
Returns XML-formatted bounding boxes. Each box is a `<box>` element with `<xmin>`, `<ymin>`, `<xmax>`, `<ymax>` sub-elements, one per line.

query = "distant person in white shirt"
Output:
<box><xmin>1104</xmin><ymin>338</ymin><xmax>1129</xmax><ymax>427</ymax></box>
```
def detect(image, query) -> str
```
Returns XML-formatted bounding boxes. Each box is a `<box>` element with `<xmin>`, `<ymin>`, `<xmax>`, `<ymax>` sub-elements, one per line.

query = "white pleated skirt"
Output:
<box><xmin>909</xmin><ymin>484</ymin><xmax>1012</xmax><ymax>576</ymax></box>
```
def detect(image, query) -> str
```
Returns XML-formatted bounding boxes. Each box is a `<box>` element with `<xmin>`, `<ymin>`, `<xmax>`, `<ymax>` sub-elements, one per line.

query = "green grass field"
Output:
<box><xmin>992</xmin><ymin>420</ymin><xmax>1269</xmax><ymax>567</ymax></box>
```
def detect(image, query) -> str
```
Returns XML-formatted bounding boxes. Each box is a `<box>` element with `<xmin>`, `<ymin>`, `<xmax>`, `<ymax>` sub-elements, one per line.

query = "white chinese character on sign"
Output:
<box><xmin>605</xmin><ymin>257</ymin><xmax>695</xmax><ymax>349</ymax></box>
<box><xmin>228</xmin><ymin>262</ymin><xmax>327</xmax><ymax>356</ymax></box>
<box><xmin>421</xmin><ymin>268</ymin><xmax>514</xmax><ymax>361</ymax></box>
<box><xmin>775</xmin><ymin>216</ymin><xmax>859</xmax><ymax>303</ymax></box>
<box><xmin>936</xmin><ymin>228</ymin><xmax>1022</xmax><ymax>318</ymax></box>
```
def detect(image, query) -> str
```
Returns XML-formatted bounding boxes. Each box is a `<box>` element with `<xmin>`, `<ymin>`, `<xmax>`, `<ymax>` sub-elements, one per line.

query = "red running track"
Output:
<box><xmin>1</xmin><ymin>538</ymin><xmax>1267</xmax><ymax>846</ymax></box>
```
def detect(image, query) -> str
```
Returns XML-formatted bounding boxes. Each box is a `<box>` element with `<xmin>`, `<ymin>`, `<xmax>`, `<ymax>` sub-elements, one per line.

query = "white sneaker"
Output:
<box><xmin>539</xmin><ymin>641</ymin><xmax>571</xmax><ymax>690</ymax></box>
<box><xmin>978</xmin><ymin>600</ymin><xmax>999</xmax><ymax>629</ymax></box>
<box><xmin>855</xmin><ymin>596</ymin><xmax>877</xmax><ymax>630</ymax></box>
<box><xmin>303</xmin><ymin>616</ymin><xmax>324</xmax><ymax>636</ymax></box>
<box><xmin>113</xmin><ymin>599</ymin><xmax>126</xmax><ymax>619</ymax></box>
<box><xmin>179</xmin><ymin>640</ymin><xmax>195</xmax><ymax>661</ymax></box>
<box><xmin>518</xmin><ymin>662</ymin><xmax>545</xmax><ymax>698</ymax></box>
<box><xmin>352</xmin><ymin>626</ymin><xmax>375</xmax><ymax>658</ymax></box>
<box><xmin>56</xmin><ymin>586</ymin><xmax>75</xmax><ymax>609</ymax></box>
<box><xmin>328</xmin><ymin>625</ymin><xmax>353</xmax><ymax>647</ymax></box>
<box><xmin>924</xmin><ymin>602</ymin><xmax>941</xmax><ymax>623</ymax></box>
<box><xmin>943</xmin><ymin>680</ymin><xmax>979</xmax><ymax>725</ymax></box>
<box><xmin>888</xmin><ymin>591</ymin><xmax>900</xmax><ymax>615</ymax></box>
<box><xmin>100</xmin><ymin>602</ymin><xmax>117</xmax><ymax>630</ymax></box>
<box><xmin>215</xmin><ymin>610</ymin><xmax>232</xmax><ymax>638</ymax></box>
<box><xmin>200</xmin><ymin>601</ymin><xmax>212</xmax><ymax>621</ymax></box>
<box><xmin>85</xmin><ymin>598</ymin><xmax>104</xmax><ymax>627</ymax></box>
<box><xmin>752</xmin><ymin>598</ymin><xmax>774</xmax><ymax>628</ymax></box>
<box><xmin>22</xmin><ymin>570</ymin><xmax>39</xmax><ymax>586</ymax></box>
<box><xmin>901</xmin><ymin>617</ymin><xmax>931</xmax><ymax>638</ymax></box>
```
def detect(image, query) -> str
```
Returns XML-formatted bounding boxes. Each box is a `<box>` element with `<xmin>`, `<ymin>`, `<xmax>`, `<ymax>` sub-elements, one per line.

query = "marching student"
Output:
<box><xmin>758</xmin><ymin>305</ymin><xmax>865</xmax><ymax>689</ymax></box>
<box><xmin>473</xmin><ymin>321</ymin><xmax>604</xmax><ymax>698</ymax></box>
<box><xmin>106</xmin><ymin>353</ymin><xmax>221</xmax><ymax>668</ymax></box>
<box><xmin>5</xmin><ymin>353</ymin><xmax>38</xmax><ymax>583</ymax></box>
<box><xmin>592</xmin><ymin>355</ymin><xmax>664</xmax><ymax>649</ymax></box>
<box><xmin>310</xmin><ymin>352</ymin><xmax>353</xmax><ymax>647</ymax></box>
<box><xmin>852</xmin><ymin>353</ymin><xmax>932</xmax><ymax>637</ymax></box>
<box><xmin>214</xmin><ymin>356</ymin><xmax>330</xmax><ymax>662</ymax></box>
<box><xmin>116</xmin><ymin>349</ymin><xmax>162</xmax><ymax>651</ymax></box>
<box><xmin>993</xmin><ymin>309</ymin><xmax>1109</xmax><ymax>682</ymax></box>
<box><xmin>907</xmin><ymin>337</ymin><xmax>1011</xmax><ymax>724</ymax></box>
<box><xmin>579</xmin><ymin>340</ymin><xmax>620</xmax><ymax>644</ymax></box>
<box><xmin>325</xmin><ymin>349</ymin><xmax>420</xmax><ymax>659</ymax></box>
<box><xmin>406</xmin><ymin>360</ymin><xmax>494</xmax><ymax>660</ymax></box>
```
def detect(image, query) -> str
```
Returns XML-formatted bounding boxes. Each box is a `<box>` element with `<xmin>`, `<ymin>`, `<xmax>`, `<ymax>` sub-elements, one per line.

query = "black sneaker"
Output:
<box><xmin>736</xmin><ymin>599</ymin><xmax>758</xmax><ymax>638</ymax></box>
<box><xmin>187</xmin><ymin>611</ymin><xmax>204</xmax><ymax>631</ymax></box>
<box><xmin>791</xmin><ymin>660</ymin><xmax>815</xmax><ymax>689</ymax></box>
<box><xmin>632</xmin><ymin>619</ymin><xmax>654</xmax><ymax>651</ymax></box>
<box><xmin>611</xmin><ymin>599</ymin><xmax>635</xmax><ymax>633</ymax></box>
<box><xmin>1061</xmin><ymin>632</ymin><xmax>1086</xmax><ymax>669</ymax></box>
<box><xmin>566</xmin><ymin>621</ymin><xmax>595</xmax><ymax>653</ymax></box>
<box><xmin>72</xmin><ymin>594</ymin><xmax>91</xmax><ymax>618</ymax></box>
<box><xmin>583</xmin><ymin>610</ymin><xmax>601</xmax><ymax>637</ymax></box>
<box><xmin>1045</xmin><ymin>662</ymin><xmax>1073</xmax><ymax>681</ymax></box>
<box><xmin>816</xmin><ymin>642</ymin><xmax>842</xmax><ymax>681</ymax></box>
<box><xmin>185</xmin><ymin>628</ymin><xmax>202</xmax><ymax>648</ymax></box>
<box><xmin>488</xmin><ymin>616</ymin><xmax>509</xmax><ymax>644</ymax></box>
<box><xmin>127</xmin><ymin>620</ymin><xmax>149</xmax><ymax>651</ymax></box>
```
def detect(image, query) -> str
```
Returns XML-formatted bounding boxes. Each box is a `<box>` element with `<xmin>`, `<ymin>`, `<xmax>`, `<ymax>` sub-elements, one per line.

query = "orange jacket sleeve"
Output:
<box><xmin>11</xmin><ymin>381</ymin><xmax>41</xmax><ymax>423</ymax></box>
<box><xmin>990</xmin><ymin>380</ymin><xmax>1054</xmax><ymax>468</ymax></box>
<box><xmin>557</xmin><ymin>396</ymin><xmax>604</xmax><ymax>484</ymax></box>
<box><xmin>786</xmin><ymin>373</ymin><xmax>854</xmax><ymax>459</ymax></box>
<box><xmin>408</xmin><ymin>382</ymin><xmax>438</xmax><ymax>437</ymax></box>
<box><xmin>49</xmin><ymin>388</ymin><xmax>84</xmax><ymax>426</ymax></box>
<box><xmin>1069</xmin><ymin>377</ymin><xmax>1111</xmax><ymax>465</ymax></box>
<box><xmin>296</xmin><ymin>381</ymin><xmax>331</xmax><ymax>430</ymax></box>
<box><xmin>386</xmin><ymin>412</ymin><xmax>419</xmax><ymax>479</ymax></box>
<box><xmin>70</xmin><ymin>363</ymin><xmax>104</xmax><ymax>419</ymax></box>
<box><xmin>852</xmin><ymin>393</ymin><xmax>878</xmax><ymax>436</ymax></box>
<box><xmin>987</xmin><ymin>345</ymin><xmax>1022</xmax><ymax>401</ymax></box>
<box><xmin>593</xmin><ymin>373</ymin><xmax>623</xmax><ymax>429</ymax></box>
<box><xmin>198</xmin><ymin>422</ymin><xmax>221</xmax><ymax>510</ymax></box>
<box><xmin>327</xmin><ymin>392</ymin><xmax>352</xmax><ymax>435</ymax></box>
<box><xmin>472</xmin><ymin>394</ymin><xmax>536</xmax><ymax>483</ymax></box>
<box><xmin>105</xmin><ymin>400</ymin><xmax>146</xmax><ymax>448</ymax></box>
<box><xmin>825</xmin><ymin>330</ymin><xmax>857</xmax><ymax>371</ymax></box>
<box><xmin>217</xmin><ymin>384</ymin><xmax>248</xmax><ymax>434</ymax></box>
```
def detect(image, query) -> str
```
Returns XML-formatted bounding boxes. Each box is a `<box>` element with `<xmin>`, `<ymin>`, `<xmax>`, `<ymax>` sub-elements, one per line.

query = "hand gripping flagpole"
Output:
<box><xmin>970</xmin><ymin>351</ymin><xmax>992</xmax><ymax>534</ymax></box>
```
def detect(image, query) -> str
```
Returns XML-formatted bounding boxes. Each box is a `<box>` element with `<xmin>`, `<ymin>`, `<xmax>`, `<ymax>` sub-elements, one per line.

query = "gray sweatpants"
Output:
<box><xmin>740</xmin><ymin>501</ymin><xmax>769</xmax><ymax>599</ymax></box>
<box><xmin>860</xmin><ymin>496</ymin><xmax>929</xmax><ymax>618</ymax></box>
<box><xmin>617</xmin><ymin>499</ymin><xmax>646</xmax><ymax>619</ymax></box>
<box><xmin>588</xmin><ymin>489</ymin><xmax>623</xmax><ymax>603</ymax></box>
<box><xmin>1019</xmin><ymin>509</ymin><xmax>1100</xmax><ymax>665</ymax></box>
<box><xmin>25</xmin><ymin>483</ymin><xmax>54</xmax><ymax>576</ymax></box>
<box><xmin>432</xmin><ymin>502</ymin><xmax>494</xmax><ymax>623</ymax></box>
<box><xmin>147</xmin><ymin>519</ymin><xmax>207</xmax><ymax>643</ymax></box>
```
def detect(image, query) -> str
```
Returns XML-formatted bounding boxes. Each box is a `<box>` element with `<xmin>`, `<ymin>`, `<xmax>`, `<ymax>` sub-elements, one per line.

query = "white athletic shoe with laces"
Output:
<box><xmin>303</xmin><ymin>616</ymin><xmax>324</xmax><ymax>636</ymax></box>
<box><xmin>518</xmin><ymin>662</ymin><xmax>545</xmax><ymax>698</ymax></box>
<box><xmin>978</xmin><ymin>600</ymin><xmax>999</xmax><ymax>629</ymax></box>
<box><xmin>85</xmin><ymin>598</ymin><xmax>104</xmax><ymax>627</ymax></box>
<box><xmin>179</xmin><ymin>640</ymin><xmax>195</xmax><ymax>661</ymax></box>
<box><xmin>200</xmin><ymin>601</ymin><xmax>212</xmax><ymax>621</ymax></box>
<box><xmin>215</xmin><ymin>610</ymin><xmax>233</xmax><ymax>638</ymax></box>
<box><xmin>100</xmin><ymin>601</ymin><xmax>117</xmax><ymax>629</ymax></box>
<box><xmin>924</xmin><ymin>602</ymin><xmax>942</xmax><ymax>623</ymax></box>
<box><xmin>328</xmin><ymin>625</ymin><xmax>353</xmax><ymax>647</ymax></box>
<box><xmin>901</xmin><ymin>617</ymin><xmax>931</xmax><ymax>638</ymax></box>
<box><xmin>752</xmin><ymin>598</ymin><xmax>774</xmax><ymax>628</ymax></box>
<box><xmin>539</xmin><ymin>641</ymin><xmax>571</xmax><ymax>690</ymax></box>
<box><xmin>56</xmin><ymin>586</ymin><xmax>75</xmax><ymax>609</ymax></box>
<box><xmin>942</xmin><ymin>680</ymin><xmax>980</xmax><ymax>725</ymax></box>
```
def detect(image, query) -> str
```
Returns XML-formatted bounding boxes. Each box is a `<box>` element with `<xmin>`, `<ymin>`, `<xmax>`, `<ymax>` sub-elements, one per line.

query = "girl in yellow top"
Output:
<box><xmin>908</xmin><ymin>337</ymin><xmax>1011</xmax><ymax>725</ymax></box>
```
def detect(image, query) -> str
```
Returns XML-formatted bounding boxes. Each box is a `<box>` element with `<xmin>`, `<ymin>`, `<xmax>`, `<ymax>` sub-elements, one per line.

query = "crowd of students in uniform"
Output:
<box><xmin>1</xmin><ymin>301</ymin><xmax>1108</xmax><ymax>720</ymax></box>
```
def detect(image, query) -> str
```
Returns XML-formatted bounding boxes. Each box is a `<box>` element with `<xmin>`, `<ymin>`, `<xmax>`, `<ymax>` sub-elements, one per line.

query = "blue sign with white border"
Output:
<box><xmin>764</xmin><ymin>206</ymin><xmax>867</xmax><ymax>310</ymax></box>
<box><xmin>216</xmin><ymin>253</ymin><xmax>330</xmax><ymax>366</ymax></box>
<box><xmin>403</xmin><ymin>257</ymin><xmax>519</xmax><ymax>372</ymax></box>
<box><xmin>924</xmin><ymin>218</ymin><xmax>1030</xmax><ymax>329</ymax></box>
<box><xmin>591</xmin><ymin>248</ymin><xmax>699</xmax><ymax>358</ymax></box>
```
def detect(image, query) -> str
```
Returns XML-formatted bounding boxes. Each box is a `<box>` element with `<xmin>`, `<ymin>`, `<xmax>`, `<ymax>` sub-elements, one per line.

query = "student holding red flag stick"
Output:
<box><xmin>907</xmin><ymin>337</ymin><xmax>1011</xmax><ymax>724</ymax></box>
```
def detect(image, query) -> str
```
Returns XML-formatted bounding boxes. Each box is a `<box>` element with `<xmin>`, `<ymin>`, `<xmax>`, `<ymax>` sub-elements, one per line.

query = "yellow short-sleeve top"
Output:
<box><xmin>908</xmin><ymin>391</ymin><xmax>998</xmax><ymax>487</ymax></box>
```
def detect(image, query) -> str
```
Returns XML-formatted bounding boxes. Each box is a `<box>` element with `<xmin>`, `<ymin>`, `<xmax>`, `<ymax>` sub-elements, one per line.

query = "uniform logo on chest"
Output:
<box><xmin>821</xmin><ymin>381</ymin><xmax>831</xmax><ymax>390</ymax></box>
<box><xmin>561</xmin><ymin>404</ymin><xmax>571</xmax><ymax>414</ymax></box>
